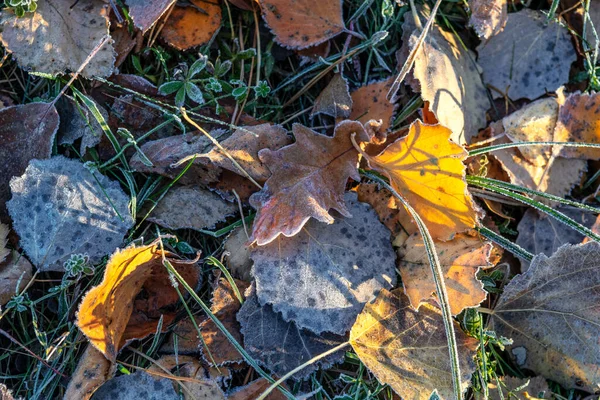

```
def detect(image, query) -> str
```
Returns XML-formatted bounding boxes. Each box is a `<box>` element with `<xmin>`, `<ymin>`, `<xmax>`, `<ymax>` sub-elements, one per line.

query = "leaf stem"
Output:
<box><xmin>360</xmin><ymin>170</ymin><xmax>464</xmax><ymax>400</ymax></box>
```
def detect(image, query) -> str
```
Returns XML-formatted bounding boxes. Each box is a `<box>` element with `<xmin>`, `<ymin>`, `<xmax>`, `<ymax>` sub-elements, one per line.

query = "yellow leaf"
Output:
<box><xmin>76</xmin><ymin>244</ymin><xmax>199</xmax><ymax>361</ymax></box>
<box><xmin>349</xmin><ymin>288</ymin><xmax>478</xmax><ymax>400</ymax></box>
<box><xmin>364</xmin><ymin>120</ymin><xmax>477</xmax><ymax>240</ymax></box>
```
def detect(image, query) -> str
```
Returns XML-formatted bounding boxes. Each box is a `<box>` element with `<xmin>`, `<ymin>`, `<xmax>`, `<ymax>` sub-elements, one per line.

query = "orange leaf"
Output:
<box><xmin>250</xmin><ymin>121</ymin><xmax>369</xmax><ymax>245</ymax></box>
<box><xmin>199</xmin><ymin>278</ymin><xmax>249</xmax><ymax>366</ymax></box>
<box><xmin>258</xmin><ymin>0</ymin><xmax>345</xmax><ymax>49</ymax></box>
<box><xmin>364</xmin><ymin>120</ymin><xmax>477</xmax><ymax>240</ymax></box>
<box><xmin>398</xmin><ymin>232</ymin><xmax>492</xmax><ymax>315</ymax></box>
<box><xmin>160</xmin><ymin>0</ymin><xmax>222</xmax><ymax>50</ymax></box>
<box><xmin>76</xmin><ymin>244</ymin><xmax>199</xmax><ymax>361</ymax></box>
<box><xmin>349</xmin><ymin>78</ymin><xmax>396</xmax><ymax>131</ymax></box>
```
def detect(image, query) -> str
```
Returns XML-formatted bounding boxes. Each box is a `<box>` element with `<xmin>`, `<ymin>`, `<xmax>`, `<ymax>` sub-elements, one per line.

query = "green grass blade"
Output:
<box><xmin>467</xmin><ymin>176</ymin><xmax>600</xmax><ymax>214</ymax></box>
<box><xmin>361</xmin><ymin>170</ymin><xmax>464</xmax><ymax>400</ymax></box>
<box><xmin>476</xmin><ymin>226</ymin><xmax>533</xmax><ymax>262</ymax></box>
<box><xmin>468</xmin><ymin>141</ymin><xmax>600</xmax><ymax>157</ymax></box>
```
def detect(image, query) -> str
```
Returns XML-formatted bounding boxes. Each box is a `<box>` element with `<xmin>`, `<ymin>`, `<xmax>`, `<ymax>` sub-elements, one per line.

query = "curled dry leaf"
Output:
<box><xmin>64</xmin><ymin>345</ymin><xmax>115</xmax><ymax>400</ymax></box>
<box><xmin>349</xmin><ymin>78</ymin><xmax>396</xmax><ymax>132</ymax></box>
<box><xmin>148</xmin><ymin>186</ymin><xmax>237</xmax><ymax>231</ymax></box>
<box><xmin>0</xmin><ymin>250</ymin><xmax>33</xmax><ymax>307</ymax></box>
<box><xmin>363</xmin><ymin>120</ymin><xmax>478</xmax><ymax>241</ymax></box>
<box><xmin>249</xmin><ymin>121</ymin><xmax>370</xmax><ymax>245</ymax></box>
<box><xmin>398</xmin><ymin>232</ymin><xmax>492</xmax><ymax>315</ymax></box>
<box><xmin>237</xmin><ymin>286</ymin><xmax>347</xmax><ymax>379</ymax></box>
<box><xmin>56</xmin><ymin>95</ymin><xmax>106</xmax><ymax>156</ymax></box>
<box><xmin>199</xmin><ymin>278</ymin><xmax>249</xmax><ymax>366</ymax></box>
<box><xmin>147</xmin><ymin>355</ymin><xmax>226</xmax><ymax>400</ymax></box>
<box><xmin>0</xmin><ymin>0</ymin><xmax>115</xmax><ymax>78</ymax></box>
<box><xmin>349</xmin><ymin>289</ymin><xmax>478</xmax><ymax>400</ymax></box>
<box><xmin>311</xmin><ymin>73</ymin><xmax>352</xmax><ymax>119</ymax></box>
<box><xmin>198</xmin><ymin>123</ymin><xmax>291</xmax><ymax>183</ymax></box>
<box><xmin>554</xmin><ymin>91</ymin><xmax>600</xmax><ymax>160</ymax></box>
<box><xmin>91</xmin><ymin>371</ymin><xmax>179</xmax><ymax>400</ymax></box>
<box><xmin>477</xmin><ymin>9</ymin><xmax>576</xmax><ymax>100</ymax></box>
<box><xmin>259</xmin><ymin>0</ymin><xmax>345</xmax><ymax>49</ymax></box>
<box><xmin>0</xmin><ymin>103</ymin><xmax>59</xmax><ymax>219</ymax></box>
<box><xmin>490</xmin><ymin>242</ymin><xmax>600</xmax><ymax>392</ymax></box>
<box><xmin>8</xmin><ymin>157</ymin><xmax>133</xmax><ymax>271</ymax></box>
<box><xmin>251</xmin><ymin>192</ymin><xmax>396</xmax><ymax>335</ymax></box>
<box><xmin>516</xmin><ymin>208</ymin><xmax>599</xmax><ymax>271</ymax></box>
<box><xmin>125</xmin><ymin>0</ymin><xmax>176</xmax><ymax>33</ymax></box>
<box><xmin>77</xmin><ymin>243</ymin><xmax>200</xmax><ymax>361</ymax></box>
<box><xmin>129</xmin><ymin>132</ymin><xmax>221</xmax><ymax>185</ymax></box>
<box><xmin>160</xmin><ymin>0</ymin><xmax>222</xmax><ymax>50</ymax></box>
<box><xmin>468</xmin><ymin>0</ymin><xmax>507</xmax><ymax>40</ymax></box>
<box><xmin>404</xmin><ymin>12</ymin><xmax>490</xmax><ymax>144</ymax></box>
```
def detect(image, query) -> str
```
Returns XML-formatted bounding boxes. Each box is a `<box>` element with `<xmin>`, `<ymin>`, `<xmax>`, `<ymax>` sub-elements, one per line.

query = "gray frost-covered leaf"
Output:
<box><xmin>477</xmin><ymin>8</ymin><xmax>576</xmax><ymax>100</ymax></box>
<box><xmin>237</xmin><ymin>286</ymin><xmax>346</xmax><ymax>379</ymax></box>
<box><xmin>490</xmin><ymin>242</ymin><xmax>600</xmax><ymax>393</ymax></box>
<box><xmin>251</xmin><ymin>192</ymin><xmax>396</xmax><ymax>335</ymax></box>
<box><xmin>148</xmin><ymin>186</ymin><xmax>237</xmax><ymax>231</ymax></box>
<box><xmin>0</xmin><ymin>0</ymin><xmax>116</xmax><ymax>78</ymax></box>
<box><xmin>56</xmin><ymin>95</ymin><xmax>106</xmax><ymax>156</ymax></box>
<box><xmin>516</xmin><ymin>208</ymin><xmax>598</xmax><ymax>270</ymax></box>
<box><xmin>125</xmin><ymin>0</ymin><xmax>176</xmax><ymax>33</ymax></box>
<box><xmin>7</xmin><ymin>156</ymin><xmax>133</xmax><ymax>272</ymax></box>
<box><xmin>91</xmin><ymin>371</ymin><xmax>179</xmax><ymax>400</ymax></box>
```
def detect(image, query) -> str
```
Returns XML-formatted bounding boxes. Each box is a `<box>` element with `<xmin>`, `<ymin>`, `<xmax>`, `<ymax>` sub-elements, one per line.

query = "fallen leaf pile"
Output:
<box><xmin>1</xmin><ymin>0</ymin><xmax>600</xmax><ymax>399</ymax></box>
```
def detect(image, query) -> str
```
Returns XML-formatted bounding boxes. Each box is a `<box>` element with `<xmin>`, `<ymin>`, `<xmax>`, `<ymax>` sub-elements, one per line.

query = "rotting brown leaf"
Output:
<box><xmin>160</xmin><ymin>315</ymin><xmax>205</xmax><ymax>355</ymax></box>
<box><xmin>0</xmin><ymin>0</ymin><xmax>116</xmax><ymax>78</ymax></box>
<box><xmin>311</xmin><ymin>73</ymin><xmax>353</xmax><ymax>119</ymax></box>
<box><xmin>349</xmin><ymin>288</ymin><xmax>478</xmax><ymax>400</ymax></box>
<box><xmin>64</xmin><ymin>345</ymin><xmax>115</xmax><ymax>400</ymax></box>
<box><xmin>223</xmin><ymin>227</ymin><xmax>253</xmax><ymax>281</ymax></box>
<box><xmin>554</xmin><ymin>91</ymin><xmax>600</xmax><ymax>160</ymax></box>
<box><xmin>363</xmin><ymin>120</ymin><xmax>478</xmax><ymax>241</ymax></box>
<box><xmin>56</xmin><ymin>95</ymin><xmax>107</xmax><ymax>156</ymax></box>
<box><xmin>198</xmin><ymin>123</ymin><xmax>291</xmax><ymax>183</ymax></box>
<box><xmin>148</xmin><ymin>186</ymin><xmax>237</xmax><ymax>231</ymax></box>
<box><xmin>0</xmin><ymin>223</ymin><xmax>9</xmax><ymax>264</ymax></box>
<box><xmin>258</xmin><ymin>0</ymin><xmax>345</xmax><ymax>49</ymax></box>
<box><xmin>398</xmin><ymin>232</ymin><xmax>492</xmax><ymax>315</ymax></box>
<box><xmin>0</xmin><ymin>250</ymin><xmax>33</xmax><ymax>307</ymax></box>
<box><xmin>349</xmin><ymin>78</ymin><xmax>396</xmax><ymax>132</ymax></box>
<box><xmin>403</xmin><ymin>10</ymin><xmax>490</xmax><ymax>144</ymax></box>
<box><xmin>199</xmin><ymin>278</ymin><xmax>249</xmax><ymax>366</ymax></box>
<box><xmin>468</xmin><ymin>0</ymin><xmax>507</xmax><ymax>40</ymax></box>
<box><xmin>249</xmin><ymin>121</ymin><xmax>370</xmax><ymax>245</ymax></box>
<box><xmin>77</xmin><ymin>244</ymin><xmax>200</xmax><ymax>361</ymax></box>
<box><xmin>125</xmin><ymin>0</ymin><xmax>176</xmax><ymax>33</ymax></box>
<box><xmin>477</xmin><ymin>9</ymin><xmax>576</xmax><ymax>101</ymax></box>
<box><xmin>129</xmin><ymin>132</ymin><xmax>222</xmax><ymax>185</ymax></box>
<box><xmin>490</xmin><ymin>242</ymin><xmax>600</xmax><ymax>392</ymax></box>
<box><xmin>160</xmin><ymin>0</ymin><xmax>222</xmax><ymax>50</ymax></box>
<box><xmin>0</xmin><ymin>103</ymin><xmax>59</xmax><ymax>220</ymax></box>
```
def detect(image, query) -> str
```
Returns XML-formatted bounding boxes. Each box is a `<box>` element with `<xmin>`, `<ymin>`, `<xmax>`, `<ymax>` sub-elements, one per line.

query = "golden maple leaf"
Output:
<box><xmin>363</xmin><ymin>120</ymin><xmax>477</xmax><ymax>240</ymax></box>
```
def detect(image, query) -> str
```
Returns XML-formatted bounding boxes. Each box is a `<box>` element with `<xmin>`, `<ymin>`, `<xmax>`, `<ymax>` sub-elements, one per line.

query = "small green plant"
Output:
<box><xmin>4</xmin><ymin>0</ymin><xmax>37</xmax><ymax>17</ymax></box>
<box><xmin>158</xmin><ymin>56</ymin><xmax>209</xmax><ymax>107</ymax></box>
<box><xmin>63</xmin><ymin>253</ymin><xmax>94</xmax><ymax>280</ymax></box>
